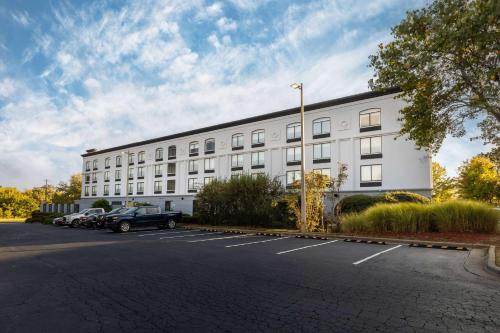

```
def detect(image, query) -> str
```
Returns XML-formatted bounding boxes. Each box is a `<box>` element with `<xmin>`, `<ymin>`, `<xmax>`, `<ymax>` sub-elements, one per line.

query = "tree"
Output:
<box><xmin>91</xmin><ymin>199</ymin><xmax>112</xmax><ymax>212</ymax></box>
<box><xmin>369</xmin><ymin>0</ymin><xmax>499</xmax><ymax>152</ymax></box>
<box><xmin>24</xmin><ymin>185</ymin><xmax>56</xmax><ymax>206</ymax></box>
<box><xmin>457</xmin><ymin>156</ymin><xmax>499</xmax><ymax>203</ymax></box>
<box><xmin>53</xmin><ymin>174</ymin><xmax>82</xmax><ymax>203</ymax></box>
<box><xmin>0</xmin><ymin>188</ymin><xmax>38</xmax><ymax>218</ymax></box>
<box><xmin>431</xmin><ymin>162</ymin><xmax>456</xmax><ymax>202</ymax></box>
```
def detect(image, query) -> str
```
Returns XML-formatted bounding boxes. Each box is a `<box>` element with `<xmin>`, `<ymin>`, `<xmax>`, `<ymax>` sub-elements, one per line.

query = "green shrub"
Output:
<box><xmin>340</xmin><ymin>200</ymin><xmax>499</xmax><ymax>234</ymax></box>
<box><xmin>379</xmin><ymin>191</ymin><xmax>430</xmax><ymax>204</ymax></box>
<box><xmin>181</xmin><ymin>214</ymin><xmax>199</xmax><ymax>224</ymax></box>
<box><xmin>336</xmin><ymin>195</ymin><xmax>381</xmax><ymax>215</ymax></box>
<box><xmin>25</xmin><ymin>211</ymin><xmax>64</xmax><ymax>224</ymax></box>
<box><xmin>91</xmin><ymin>199</ymin><xmax>112</xmax><ymax>212</ymax></box>
<box><xmin>196</xmin><ymin>174</ymin><xmax>285</xmax><ymax>227</ymax></box>
<box><xmin>432</xmin><ymin>200</ymin><xmax>499</xmax><ymax>233</ymax></box>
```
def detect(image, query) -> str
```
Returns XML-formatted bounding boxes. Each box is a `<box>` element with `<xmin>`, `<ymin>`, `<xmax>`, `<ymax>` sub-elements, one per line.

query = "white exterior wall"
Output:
<box><xmin>79</xmin><ymin>92</ymin><xmax>432</xmax><ymax>213</ymax></box>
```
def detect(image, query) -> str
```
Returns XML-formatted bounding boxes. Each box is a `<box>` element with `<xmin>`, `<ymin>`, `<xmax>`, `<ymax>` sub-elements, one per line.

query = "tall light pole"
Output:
<box><xmin>290</xmin><ymin>82</ymin><xmax>307</xmax><ymax>233</ymax></box>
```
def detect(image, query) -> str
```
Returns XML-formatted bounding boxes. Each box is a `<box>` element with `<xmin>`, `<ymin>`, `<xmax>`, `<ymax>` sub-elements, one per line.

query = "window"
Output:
<box><xmin>137</xmin><ymin>166</ymin><xmax>144</xmax><ymax>179</ymax></box>
<box><xmin>251</xmin><ymin>151</ymin><xmax>265</xmax><ymax>168</ymax></box>
<box><xmin>204</xmin><ymin>176</ymin><xmax>214</xmax><ymax>185</ymax></box>
<box><xmin>188</xmin><ymin>178</ymin><xmax>197</xmax><ymax>192</ymax></box>
<box><xmin>154</xmin><ymin>181</ymin><xmax>162</xmax><ymax>194</ymax></box>
<box><xmin>105</xmin><ymin>158</ymin><xmax>110</xmax><ymax>169</ymax></box>
<box><xmin>231</xmin><ymin>154</ymin><xmax>243</xmax><ymax>170</ymax></box>
<box><xmin>165</xmin><ymin>201</ymin><xmax>172</xmax><ymax>211</ymax></box>
<box><xmin>136</xmin><ymin>207</ymin><xmax>146</xmax><ymax>215</ymax></box>
<box><xmin>115</xmin><ymin>169</ymin><xmax>121</xmax><ymax>181</ymax></box>
<box><xmin>167</xmin><ymin>163</ymin><xmax>175</xmax><ymax>176</ymax></box>
<box><xmin>85</xmin><ymin>161</ymin><xmax>91</xmax><ymax>171</ymax></box>
<box><xmin>114</xmin><ymin>184</ymin><xmax>121</xmax><ymax>195</ymax></box>
<box><xmin>93</xmin><ymin>160</ymin><xmax>98</xmax><ymax>170</ymax></box>
<box><xmin>232</xmin><ymin>133</ymin><xmax>244</xmax><ymax>149</ymax></box>
<box><xmin>167</xmin><ymin>179</ymin><xmax>175</xmax><ymax>193</ymax></box>
<box><xmin>92</xmin><ymin>172</ymin><xmax>97</xmax><ymax>183</ymax></box>
<box><xmin>286</xmin><ymin>147</ymin><xmax>301</xmax><ymax>165</ymax></box>
<box><xmin>138</xmin><ymin>151</ymin><xmax>145</xmax><ymax>164</ymax></box>
<box><xmin>116</xmin><ymin>155</ymin><xmax>122</xmax><ymax>167</ymax></box>
<box><xmin>155</xmin><ymin>148</ymin><xmax>163</xmax><ymax>161</ymax></box>
<box><xmin>313</xmin><ymin>118</ymin><xmax>330</xmax><ymax>138</ymax></box>
<box><xmin>168</xmin><ymin>145</ymin><xmax>176</xmax><ymax>159</ymax></box>
<box><xmin>104</xmin><ymin>171</ymin><xmax>110</xmax><ymax>182</ymax></box>
<box><xmin>137</xmin><ymin>182</ymin><xmax>144</xmax><ymax>194</ymax></box>
<box><xmin>359</xmin><ymin>109</ymin><xmax>381</xmax><ymax>131</ymax></box>
<box><xmin>189</xmin><ymin>142</ymin><xmax>199</xmax><ymax>156</ymax></box>
<box><xmin>286</xmin><ymin>170</ymin><xmax>301</xmax><ymax>187</ymax></box>
<box><xmin>84</xmin><ymin>186</ymin><xmax>89</xmax><ymax>196</ymax></box>
<box><xmin>360</xmin><ymin>136</ymin><xmax>382</xmax><ymax>158</ymax></box>
<box><xmin>128</xmin><ymin>168</ymin><xmax>134</xmax><ymax>180</ymax></box>
<box><xmin>128</xmin><ymin>183</ymin><xmax>133</xmax><ymax>195</ymax></box>
<box><xmin>287</xmin><ymin>123</ymin><xmax>301</xmax><ymax>142</ymax></box>
<box><xmin>251</xmin><ymin>130</ymin><xmax>265</xmax><ymax>147</ymax></box>
<box><xmin>205</xmin><ymin>138</ymin><xmax>215</xmax><ymax>154</ymax></box>
<box><xmin>85</xmin><ymin>174</ymin><xmax>90</xmax><ymax>183</ymax></box>
<box><xmin>154</xmin><ymin>165</ymin><xmax>162</xmax><ymax>177</ymax></box>
<box><xmin>360</xmin><ymin>164</ymin><xmax>382</xmax><ymax>185</ymax></box>
<box><xmin>91</xmin><ymin>186</ymin><xmax>97</xmax><ymax>196</ymax></box>
<box><xmin>103</xmin><ymin>184</ymin><xmax>109</xmax><ymax>196</ymax></box>
<box><xmin>204</xmin><ymin>157</ymin><xmax>215</xmax><ymax>172</ymax></box>
<box><xmin>188</xmin><ymin>160</ymin><xmax>198</xmax><ymax>174</ymax></box>
<box><xmin>128</xmin><ymin>153</ymin><xmax>135</xmax><ymax>165</ymax></box>
<box><xmin>313</xmin><ymin>143</ymin><xmax>331</xmax><ymax>163</ymax></box>
<box><xmin>313</xmin><ymin>168</ymin><xmax>331</xmax><ymax>178</ymax></box>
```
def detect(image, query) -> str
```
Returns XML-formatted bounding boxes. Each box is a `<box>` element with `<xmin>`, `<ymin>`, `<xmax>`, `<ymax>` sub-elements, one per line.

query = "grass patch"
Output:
<box><xmin>341</xmin><ymin>200</ymin><xmax>499</xmax><ymax>234</ymax></box>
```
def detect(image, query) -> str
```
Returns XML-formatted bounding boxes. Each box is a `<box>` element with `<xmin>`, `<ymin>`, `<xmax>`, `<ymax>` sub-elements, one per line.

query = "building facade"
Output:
<box><xmin>79</xmin><ymin>88</ymin><xmax>432</xmax><ymax>214</ymax></box>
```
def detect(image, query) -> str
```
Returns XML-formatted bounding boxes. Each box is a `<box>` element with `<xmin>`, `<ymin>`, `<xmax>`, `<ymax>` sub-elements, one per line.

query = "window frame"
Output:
<box><xmin>188</xmin><ymin>160</ymin><xmax>198</xmax><ymax>174</ymax></box>
<box><xmin>312</xmin><ymin>143</ymin><xmax>331</xmax><ymax>163</ymax></box>
<box><xmin>155</xmin><ymin>148</ymin><xmax>163</xmax><ymax>161</ymax></box>
<box><xmin>168</xmin><ymin>145</ymin><xmax>176</xmax><ymax>160</ymax></box>
<box><xmin>116</xmin><ymin>155</ymin><xmax>122</xmax><ymax>167</ymax></box>
<box><xmin>286</xmin><ymin>122</ymin><xmax>301</xmax><ymax>142</ymax></box>
<box><xmin>187</xmin><ymin>178</ymin><xmax>197</xmax><ymax>193</ymax></box>
<box><xmin>251</xmin><ymin>151</ymin><xmax>265</xmax><ymax>169</ymax></box>
<box><xmin>104</xmin><ymin>157</ymin><xmax>110</xmax><ymax>169</ymax></box>
<box><xmin>128</xmin><ymin>153</ymin><xmax>135</xmax><ymax>165</ymax></box>
<box><xmin>204</xmin><ymin>157</ymin><xmax>215</xmax><ymax>173</ymax></box>
<box><xmin>154</xmin><ymin>164</ymin><xmax>162</xmax><ymax>177</ymax></box>
<box><xmin>85</xmin><ymin>161</ymin><xmax>91</xmax><ymax>171</ymax></box>
<box><xmin>360</xmin><ymin>164</ymin><xmax>382</xmax><ymax>186</ymax></box>
<box><xmin>154</xmin><ymin>181</ymin><xmax>162</xmax><ymax>194</ymax></box>
<box><xmin>205</xmin><ymin>138</ymin><xmax>215</xmax><ymax>154</ymax></box>
<box><xmin>189</xmin><ymin>142</ymin><xmax>199</xmax><ymax>156</ymax></box>
<box><xmin>114</xmin><ymin>183</ymin><xmax>121</xmax><ymax>195</ymax></box>
<box><xmin>360</xmin><ymin>136</ymin><xmax>382</xmax><ymax>159</ymax></box>
<box><xmin>103</xmin><ymin>184</ymin><xmax>109</xmax><ymax>196</ymax></box>
<box><xmin>167</xmin><ymin>179</ymin><xmax>175</xmax><ymax>193</ymax></box>
<box><xmin>138</xmin><ymin>151</ymin><xmax>145</xmax><ymax>164</ymax></box>
<box><xmin>251</xmin><ymin>129</ymin><xmax>265</xmax><ymax>147</ymax></box>
<box><xmin>359</xmin><ymin>108</ymin><xmax>381</xmax><ymax>132</ymax></box>
<box><xmin>232</xmin><ymin>133</ymin><xmax>244</xmax><ymax>150</ymax></box>
<box><xmin>286</xmin><ymin>170</ymin><xmax>301</xmax><ymax>188</ymax></box>
<box><xmin>115</xmin><ymin>169</ymin><xmax>121</xmax><ymax>181</ymax></box>
<box><xmin>136</xmin><ymin>182</ymin><xmax>144</xmax><ymax>194</ymax></box>
<box><xmin>286</xmin><ymin>146</ymin><xmax>301</xmax><ymax>165</ymax></box>
<box><xmin>167</xmin><ymin>163</ymin><xmax>176</xmax><ymax>176</ymax></box>
<box><xmin>137</xmin><ymin>166</ymin><xmax>144</xmax><ymax>179</ymax></box>
<box><xmin>84</xmin><ymin>186</ymin><xmax>89</xmax><ymax>196</ymax></box>
<box><xmin>312</xmin><ymin>118</ymin><xmax>331</xmax><ymax>139</ymax></box>
<box><xmin>231</xmin><ymin>154</ymin><xmax>244</xmax><ymax>170</ymax></box>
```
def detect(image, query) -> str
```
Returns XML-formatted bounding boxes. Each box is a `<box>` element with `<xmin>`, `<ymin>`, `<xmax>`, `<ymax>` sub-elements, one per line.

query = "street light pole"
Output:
<box><xmin>291</xmin><ymin>82</ymin><xmax>307</xmax><ymax>233</ymax></box>
<box><xmin>123</xmin><ymin>150</ymin><xmax>130</xmax><ymax>208</ymax></box>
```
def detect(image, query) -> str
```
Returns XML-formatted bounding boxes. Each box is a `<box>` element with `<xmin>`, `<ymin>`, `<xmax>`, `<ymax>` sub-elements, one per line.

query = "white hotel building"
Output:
<box><xmin>80</xmin><ymin>88</ymin><xmax>432</xmax><ymax>214</ymax></box>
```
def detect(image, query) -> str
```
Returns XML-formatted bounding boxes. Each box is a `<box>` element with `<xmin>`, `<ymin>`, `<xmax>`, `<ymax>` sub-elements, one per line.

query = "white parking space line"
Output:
<box><xmin>352</xmin><ymin>245</ymin><xmax>403</xmax><ymax>265</ymax></box>
<box><xmin>276</xmin><ymin>240</ymin><xmax>338</xmax><ymax>255</ymax></box>
<box><xmin>188</xmin><ymin>234</ymin><xmax>254</xmax><ymax>243</ymax></box>
<box><xmin>159</xmin><ymin>232</ymin><xmax>224</xmax><ymax>240</ymax></box>
<box><xmin>138</xmin><ymin>230</ymin><xmax>199</xmax><ymax>237</ymax></box>
<box><xmin>226</xmin><ymin>236</ymin><xmax>293</xmax><ymax>248</ymax></box>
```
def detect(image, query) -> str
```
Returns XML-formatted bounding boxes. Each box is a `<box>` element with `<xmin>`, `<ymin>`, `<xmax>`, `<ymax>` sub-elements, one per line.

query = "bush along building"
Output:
<box><xmin>79</xmin><ymin>88</ymin><xmax>432</xmax><ymax>214</ymax></box>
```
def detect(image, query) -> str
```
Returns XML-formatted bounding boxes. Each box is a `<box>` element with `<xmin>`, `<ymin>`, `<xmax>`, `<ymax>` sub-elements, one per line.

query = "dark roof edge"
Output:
<box><xmin>82</xmin><ymin>87</ymin><xmax>400</xmax><ymax>157</ymax></box>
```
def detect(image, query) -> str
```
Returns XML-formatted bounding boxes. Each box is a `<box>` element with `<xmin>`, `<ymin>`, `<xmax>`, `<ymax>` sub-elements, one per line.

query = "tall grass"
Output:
<box><xmin>341</xmin><ymin>200</ymin><xmax>499</xmax><ymax>234</ymax></box>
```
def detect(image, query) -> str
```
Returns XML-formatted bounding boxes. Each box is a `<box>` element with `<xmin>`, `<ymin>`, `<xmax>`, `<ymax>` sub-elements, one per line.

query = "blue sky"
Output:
<box><xmin>0</xmin><ymin>0</ymin><xmax>492</xmax><ymax>189</ymax></box>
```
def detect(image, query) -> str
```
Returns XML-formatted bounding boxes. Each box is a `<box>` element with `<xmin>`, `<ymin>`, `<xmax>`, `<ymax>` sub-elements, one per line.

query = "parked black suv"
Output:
<box><xmin>94</xmin><ymin>207</ymin><xmax>129</xmax><ymax>229</ymax></box>
<box><xmin>105</xmin><ymin>206</ymin><xmax>182</xmax><ymax>233</ymax></box>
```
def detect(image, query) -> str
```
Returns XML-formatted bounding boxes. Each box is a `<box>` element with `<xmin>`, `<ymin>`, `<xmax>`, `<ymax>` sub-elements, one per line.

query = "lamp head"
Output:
<box><xmin>290</xmin><ymin>83</ymin><xmax>302</xmax><ymax>90</ymax></box>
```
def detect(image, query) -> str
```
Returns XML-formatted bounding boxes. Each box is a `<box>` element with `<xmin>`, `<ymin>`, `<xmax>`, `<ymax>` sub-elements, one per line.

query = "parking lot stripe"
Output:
<box><xmin>159</xmin><ymin>232</ymin><xmax>223</xmax><ymax>240</ymax></box>
<box><xmin>352</xmin><ymin>245</ymin><xmax>403</xmax><ymax>265</ymax></box>
<box><xmin>138</xmin><ymin>230</ymin><xmax>199</xmax><ymax>237</ymax></box>
<box><xmin>276</xmin><ymin>240</ymin><xmax>338</xmax><ymax>255</ymax></box>
<box><xmin>188</xmin><ymin>234</ymin><xmax>254</xmax><ymax>243</ymax></box>
<box><xmin>225</xmin><ymin>236</ymin><xmax>293</xmax><ymax>248</ymax></box>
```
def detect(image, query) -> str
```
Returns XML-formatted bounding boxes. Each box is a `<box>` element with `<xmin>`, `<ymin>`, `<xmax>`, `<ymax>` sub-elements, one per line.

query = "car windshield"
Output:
<box><xmin>108</xmin><ymin>208</ymin><xmax>123</xmax><ymax>214</ymax></box>
<box><xmin>78</xmin><ymin>209</ymin><xmax>89</xmax><ymax>214</ymax></box>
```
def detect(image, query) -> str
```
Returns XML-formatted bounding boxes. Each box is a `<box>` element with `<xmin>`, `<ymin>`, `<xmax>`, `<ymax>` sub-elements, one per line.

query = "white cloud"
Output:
<box><xmin>0</xmin><ymin>78</ymin><xmax>17</xmax><ymax>98</ymax></box>
<box><xmin>11</xmin><ymin>11</ymin><xmax>31</xmax><ymax>27</ymax></box>
<box><xmin>206</xmin><ymin>2</ymin><xmax>224</xmax><ymax>17</ymax></box>
<box><xmin>216</xmin><ymin>17</ymin><xmax>237</xmax><ymax>32</ymax></box>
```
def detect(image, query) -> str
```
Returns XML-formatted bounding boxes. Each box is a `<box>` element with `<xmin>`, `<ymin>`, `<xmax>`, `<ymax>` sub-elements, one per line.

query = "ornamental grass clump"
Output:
<box><xmin>432</xmin><ymin>200</ymin><xmax>498</xmax><ymax>233</ymax></box>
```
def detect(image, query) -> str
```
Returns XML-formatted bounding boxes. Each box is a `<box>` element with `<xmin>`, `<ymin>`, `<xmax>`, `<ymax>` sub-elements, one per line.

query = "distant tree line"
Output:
<box><xmin>0</xmin><ymin>174</ymin><xmax>81</xmax><ymax>218</ymax></box>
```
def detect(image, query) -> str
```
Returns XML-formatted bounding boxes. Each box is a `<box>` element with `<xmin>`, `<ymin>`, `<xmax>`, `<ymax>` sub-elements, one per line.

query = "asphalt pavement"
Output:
<box><xmin>0</xmin><ymin>223</ymin><xmax>499</xmax><ymax>333</ymax></box>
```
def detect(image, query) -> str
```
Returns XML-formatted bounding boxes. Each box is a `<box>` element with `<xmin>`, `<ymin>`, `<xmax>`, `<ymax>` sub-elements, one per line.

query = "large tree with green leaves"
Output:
<box><xmin>431</xmin><ymin>162</ymin><xmax>456</xmax><ymax>202</ymax></box>
<box><xmin>369</xmin><ymin>0</ymin><xmax>499</xmax><ymax>152</ymax></box>
<box><xmin>457</xmin><ymin>156</ymin><xmax>499</xmax><ymax>203</ymax></box>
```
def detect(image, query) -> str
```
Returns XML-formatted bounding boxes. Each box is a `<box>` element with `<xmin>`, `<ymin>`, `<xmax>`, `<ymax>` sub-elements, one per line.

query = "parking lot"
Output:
<box><xmin>1</xmin><ymin>223</ymin><xmax>499</xmax><ymax>332</ymax></box>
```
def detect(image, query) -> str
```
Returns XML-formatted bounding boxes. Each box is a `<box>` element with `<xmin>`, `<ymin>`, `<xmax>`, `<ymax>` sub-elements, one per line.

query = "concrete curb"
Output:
<box><xmin>486</xmin><ymin>246</ymin><xmax>500</xmax><ymax>275</ymax></box>
<box><xmin>180</xmin><ymin>225</ymin><xmax>489</xmax><ymax>250</ymax></box>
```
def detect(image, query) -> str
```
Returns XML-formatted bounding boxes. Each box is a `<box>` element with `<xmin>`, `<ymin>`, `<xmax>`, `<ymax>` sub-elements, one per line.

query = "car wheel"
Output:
<box><xmin>119</xmin><ymin>221</ymin><xmax>131</xmax><ymax>233</ymax></box>
<box><xmin>167</xmin><ymin>219</ymin><xmax>176</xmax><ymax>229</ymax></box>
<box><xmin>71</xmin><ymin>219</ymin><xmax>79</xmax><ymax>228</ymax></box>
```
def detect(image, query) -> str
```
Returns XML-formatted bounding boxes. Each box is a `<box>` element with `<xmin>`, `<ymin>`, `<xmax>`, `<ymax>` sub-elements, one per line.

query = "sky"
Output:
<box><xmin>0</xmin><ymin>0</ymin><xmax>492</xmax><ymax>189</ymax></box>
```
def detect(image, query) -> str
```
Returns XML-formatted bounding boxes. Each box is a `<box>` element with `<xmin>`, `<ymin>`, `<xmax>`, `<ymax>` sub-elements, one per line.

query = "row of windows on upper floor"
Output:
<box><xmin>83</xmin><ymin>162</ymin><xmax>383</xmax><ymax>197</ymax></box>
<box><xmin>84</xmin><ymin>109</ymin><xmax>383</xmax><ymax>171</ymax></box>
<box><xmin>84</xmin><ymin>135</ymin><xmax>383</xmax><ymax>183</ymax></box>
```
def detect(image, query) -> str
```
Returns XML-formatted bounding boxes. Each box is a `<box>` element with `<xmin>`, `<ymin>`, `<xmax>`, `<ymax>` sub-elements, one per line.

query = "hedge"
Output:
<box><xmin>25</xmin><ymin>211</ymin><xmax>64</xmax><ymax>224</ymax></box>
<box><xmin>341</xmin><ymin>200</ymin><xmax>499</xmax><ymax>233</ymax></box>
<box><xmin>336</xmin><ymin>191</ymin><xmax>430</xmax><ymax>215</ymax></box>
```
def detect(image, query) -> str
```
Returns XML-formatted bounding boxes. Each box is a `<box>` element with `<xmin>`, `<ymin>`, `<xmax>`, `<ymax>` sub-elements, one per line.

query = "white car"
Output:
<box><xmin>62</xmin><ymin>208</ymin><xmax>105</xmax><ymax>228</ymax></box>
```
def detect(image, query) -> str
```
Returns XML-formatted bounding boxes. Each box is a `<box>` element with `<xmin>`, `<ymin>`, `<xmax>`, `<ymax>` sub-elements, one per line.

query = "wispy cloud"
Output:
<box><xmin>11</xmin><ymin>10</ymin><xmax>31</xmax><ymax>26</ymax></box>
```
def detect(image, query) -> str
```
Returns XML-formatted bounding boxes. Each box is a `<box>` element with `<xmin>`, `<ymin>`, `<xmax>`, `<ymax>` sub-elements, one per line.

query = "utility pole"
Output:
<box><xmin>290</xmin><ymin>82</ymin><xmax>307</xmax><ymax>233</ymax></box>
<box><xmin>44</xmin><ymin>179</ymin><xmax>49</xmax><ymax>201</ymax></box>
